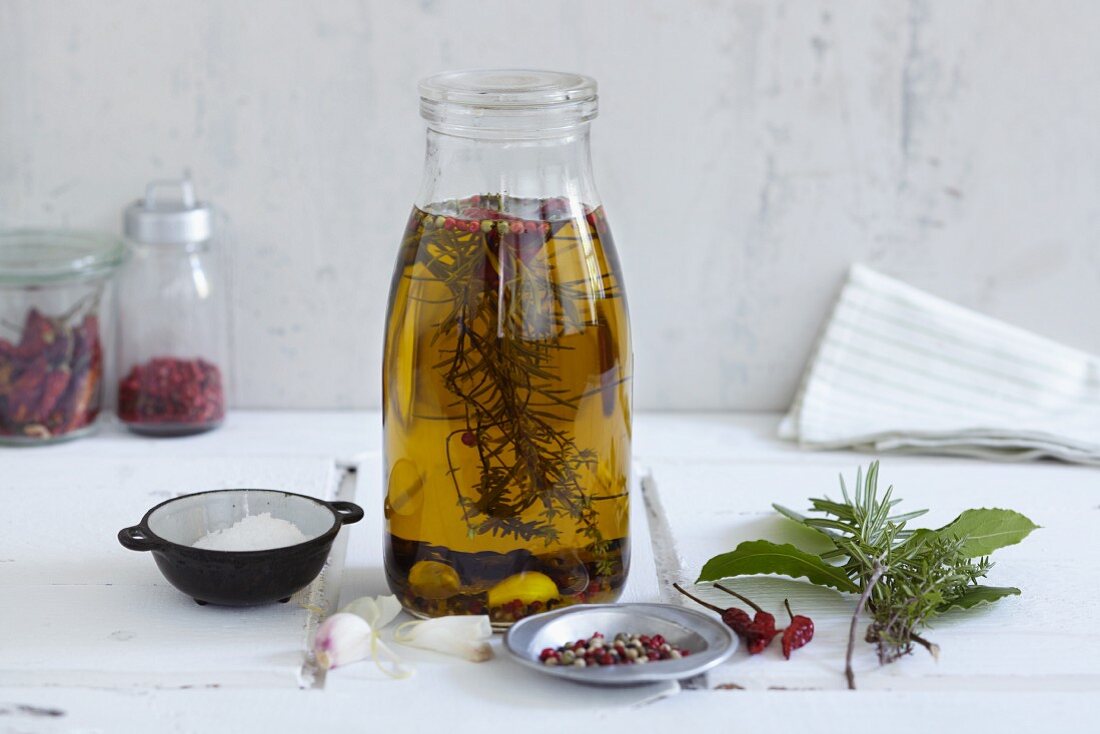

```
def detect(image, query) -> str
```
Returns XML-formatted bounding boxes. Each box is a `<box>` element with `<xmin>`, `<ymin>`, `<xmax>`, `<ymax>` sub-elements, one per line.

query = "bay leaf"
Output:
<box><xmin>937</xmin><ymin>509</ymin><xmax>1039</xmax><ymax>557</ymax></box>
<box><xmin>696</xmin><ymin>539</ymin><xmax>858</xmax><ymax>593</ymax></box>
<box><xmin>939</xmin><ymin>585</ymin><xmax>1021</xmax><ymax>611</ymax></box>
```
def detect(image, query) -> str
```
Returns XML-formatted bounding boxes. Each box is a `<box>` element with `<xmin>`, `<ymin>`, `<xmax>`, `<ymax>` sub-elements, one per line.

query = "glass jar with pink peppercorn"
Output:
<box><xmin>116</xmin><ymin>175</ymin><xmax>229</xmax><ymax>436</ymax></box>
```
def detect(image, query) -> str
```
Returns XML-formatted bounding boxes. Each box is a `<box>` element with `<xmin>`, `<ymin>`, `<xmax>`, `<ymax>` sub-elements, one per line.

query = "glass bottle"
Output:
<box><xmin>383</xmin><ymin>70</ymin><xmax>633</xmax><ymax>626</ymax></box>
<box><xmin>117</xmin><ymin>175</ymin><xmax>229</xmax><ymax>436</ymax></box>
<box><xmin>0</xmin><ymin>229</ymin><xmax>126</xmax><ymax>444</ymax></box>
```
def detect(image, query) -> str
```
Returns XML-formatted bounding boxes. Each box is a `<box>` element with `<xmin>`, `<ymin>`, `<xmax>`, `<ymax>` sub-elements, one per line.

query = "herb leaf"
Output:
<box><xmin>939</xmin><ymin>585</ymin><xmax>1021</xmax><ymax>611</ymax></box>
<box><xmin>936</xmin><ymin>509</ymin><xmax>1040</xmax><ymax>557</ymax></box>
<box><xmin>696</xmin><ymin>539</ymin><xmax>859</xmax><ymax>593</ymax></box>
<box><xmin>773</xmin><ymin>503</ymin><xmax>842</xmax><ymax>539</ymax></box>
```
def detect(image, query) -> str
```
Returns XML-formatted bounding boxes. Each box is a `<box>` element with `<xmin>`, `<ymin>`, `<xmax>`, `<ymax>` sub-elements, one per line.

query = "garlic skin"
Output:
<box><xmin>393</xmin><ymin>615</ymin><xmax>494</xmax><ymax>662</ymax></box>
<box><xmin>313</xmin><ymin>613</ymin><xmax>372</xmax><ymax>670</ymax></box>
<box><xmin>341</xmin><ymin>594</ymin><xmax>402</xmax><ymax>629</ymax></box>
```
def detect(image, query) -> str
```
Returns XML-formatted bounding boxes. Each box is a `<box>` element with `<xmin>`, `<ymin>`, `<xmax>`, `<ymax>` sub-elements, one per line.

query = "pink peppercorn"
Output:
<box><xmin>118</xmin><ymin>357</ymin><xmax>225</xmax><ymax>429</ymax></box>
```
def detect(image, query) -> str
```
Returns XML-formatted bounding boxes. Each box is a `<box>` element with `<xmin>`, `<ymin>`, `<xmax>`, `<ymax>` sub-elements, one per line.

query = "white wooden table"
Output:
<box><xmin>1</xmin><ymin>412</ymin><xmax>1094</xmax><ymax>732</ymax></box>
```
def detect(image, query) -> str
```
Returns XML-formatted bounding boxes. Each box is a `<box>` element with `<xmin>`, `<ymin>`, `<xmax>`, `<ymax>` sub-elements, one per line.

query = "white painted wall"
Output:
<box><xmin>1</xmin><ymin>0</ymin><xmax>1097</xmax><ymax>410</ymax></box>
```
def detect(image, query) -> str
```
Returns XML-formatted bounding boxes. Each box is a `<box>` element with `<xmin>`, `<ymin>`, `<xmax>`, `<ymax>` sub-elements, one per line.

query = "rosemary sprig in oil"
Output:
<box><xmin>408</xmin><ymin>207</ymin><xmax>616</xmax><ymax>567</ymax></box>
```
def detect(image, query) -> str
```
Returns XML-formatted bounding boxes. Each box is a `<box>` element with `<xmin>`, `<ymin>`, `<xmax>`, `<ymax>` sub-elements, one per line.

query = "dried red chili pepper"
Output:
<box><xmin>58</xmin><ymin>315</ymin><xmax>102</xmax><ymax>433</ymax></box>
<box><xmin>744</xmin><ymin>617</ymin><xmax>780</xmax><ymax>654</ymax></box>
<box><xmin>714</xmin><ymin>583</ymin><xmax>780</xmax><ymax>654</ymax></box>
<box><xmin>0</xmin><ymin>309</ymin><xmax>102</xmax><ymax>440</ymax></box>
<box><xmin>780</xmin><ymin>598</ymin><xmax>814</xmax><ymax>659</ymax></box>
<box><xmin>15</xmin><ymin>309</ymin><xmax>57</xmax><ymax>359</ymax></box>
<box><xmin>8</xmin><ymin>354</ymin><xmax>48</xmax><ymax>423</ymax></box>
<box><xmin>39</xmin><ymin>368</ymin><xmax>72</xmax><ymax>418</ymax></box>
<box><xmin>673</xmin><ymin>582</ymin><xmax>756</xmax><ymax>646</ymax></box>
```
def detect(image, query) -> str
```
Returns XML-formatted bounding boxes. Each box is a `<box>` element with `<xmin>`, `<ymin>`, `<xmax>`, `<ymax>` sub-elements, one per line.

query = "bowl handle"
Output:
<box><xmin>118</xmin><ymin>525</ymin><xmax>161</xmax><ymax>551</ymax></box>
<box><xmin>327</xmin><ymin>501</ymin><xmax>365</xmax><ymax>526</ymax></box>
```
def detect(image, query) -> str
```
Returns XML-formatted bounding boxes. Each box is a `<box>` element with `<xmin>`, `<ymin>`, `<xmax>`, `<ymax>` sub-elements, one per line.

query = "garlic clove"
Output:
<box><xmin>313</xmin><ymin>612</ymin><xmax>372</xmax><ymax>670</ymax></box>
<box><xmin>393</xmin><ymin>615</ymin><xmax>494</xmax><ymax>662</ymax></box>
<box><xmin>312</xmin><ymin>611</ymin><xmax>413</xmax><ymax>678</ymax></box>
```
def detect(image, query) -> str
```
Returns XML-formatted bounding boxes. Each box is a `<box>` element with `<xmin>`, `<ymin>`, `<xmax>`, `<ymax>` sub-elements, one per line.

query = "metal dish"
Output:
<box><xmin>118</xmin><ymin>489</ymin><xmax>363</xmax><ymax>606</ymax></box>
<box><xmin>503</xmin><ymin>603</ymin><xmax>737</xmax><ymax>686</ymax></box>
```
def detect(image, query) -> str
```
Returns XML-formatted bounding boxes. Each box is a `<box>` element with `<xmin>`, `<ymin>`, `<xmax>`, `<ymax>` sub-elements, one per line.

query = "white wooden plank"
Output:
<box><xmin>620</xmin><ymin>465</ymin><xmax>661</xmax><ymax>605</ymax></box>
<box><xmin>0</xmin><ymin>686</ymin><xmax>1092</xmax><ymax>734</ymax></box>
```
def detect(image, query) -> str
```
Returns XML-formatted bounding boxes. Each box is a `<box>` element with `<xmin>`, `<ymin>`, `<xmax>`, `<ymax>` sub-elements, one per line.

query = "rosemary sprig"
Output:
<box><xmin>812</xmin><ymin>463</ymin><xmax>997</xmax><ymax>675</ymax></box>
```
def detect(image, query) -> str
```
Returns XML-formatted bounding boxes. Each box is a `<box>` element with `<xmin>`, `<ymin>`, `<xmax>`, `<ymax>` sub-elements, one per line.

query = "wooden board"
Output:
<box><xmin>0</xmin><ymin>411</ymin><xmax>1094</xmax><ymax>732</ymax></box>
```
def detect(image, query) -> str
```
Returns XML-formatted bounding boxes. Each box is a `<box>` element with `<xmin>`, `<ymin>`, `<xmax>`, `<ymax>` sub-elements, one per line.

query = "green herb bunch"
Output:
<box><xmin>696</xmin><ymin>461</ymin><xmax>1038</xmax><ymax>687</ymax></box>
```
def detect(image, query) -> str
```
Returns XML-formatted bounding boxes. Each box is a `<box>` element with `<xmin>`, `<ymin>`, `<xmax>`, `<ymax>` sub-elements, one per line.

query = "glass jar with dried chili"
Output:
<box><xmin>116</xmin><ymin>175</ymin><xmax>229</xmax><ymax>436</ymax></box>
<box><xmin>0</xmin><ymin>229</ymin><xmax>126</xmax><ymax>444</ymax></box>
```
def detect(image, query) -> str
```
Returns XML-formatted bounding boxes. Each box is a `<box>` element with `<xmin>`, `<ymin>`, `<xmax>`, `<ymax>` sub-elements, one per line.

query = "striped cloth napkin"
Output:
<box><xmin>779</xmin><ymin>265</ymin><xmax>1100</xmax><ymax>465</ymax></box>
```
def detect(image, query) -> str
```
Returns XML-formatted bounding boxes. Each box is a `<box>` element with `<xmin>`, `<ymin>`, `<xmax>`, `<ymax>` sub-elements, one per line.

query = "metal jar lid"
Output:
<box><xmin>124</xmin><ymin>175</ymin><xmax>212</xmax><ymax>245</ymax></box>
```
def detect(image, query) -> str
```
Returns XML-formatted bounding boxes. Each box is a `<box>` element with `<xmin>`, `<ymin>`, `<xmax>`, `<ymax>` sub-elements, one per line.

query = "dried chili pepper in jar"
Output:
<box><xmin>0</xmin><ymin>229</ymin><xmax>123</xmax><ymax>445</ymax></box>
<box><xmin>0</xmin><ymin>309</ymin><xmax>103</xmax><ymax>441</ymax></box>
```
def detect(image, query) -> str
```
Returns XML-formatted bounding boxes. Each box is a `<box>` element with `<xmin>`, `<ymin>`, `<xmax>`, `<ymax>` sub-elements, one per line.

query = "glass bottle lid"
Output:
<box><xmin>0</xmin><ymin>229</ymin><xmax>127</xmax><ymax>285</ymax></box>
<box><xmin>124</xmin><ymin>174</ymin><xmax>213</xmax><ymax>245</ymax></box>
<box><xmin>419</xmin><ymin>69</ymin><xmax>598</xmax><ymax>133</ymax></box>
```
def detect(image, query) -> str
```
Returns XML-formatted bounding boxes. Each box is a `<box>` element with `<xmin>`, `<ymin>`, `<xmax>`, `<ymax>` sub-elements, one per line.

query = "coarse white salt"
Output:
<box><xmin>193</xmin><ymin>512</ymin><xmax>310</xmax><ymax>551</ymax></box>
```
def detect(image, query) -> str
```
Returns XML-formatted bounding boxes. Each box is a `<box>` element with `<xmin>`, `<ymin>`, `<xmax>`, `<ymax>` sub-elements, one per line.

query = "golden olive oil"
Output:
<box><xmin>383</xmin><ymin>196</ymin><xmax>632</xmax><ymax>626</ymax></box>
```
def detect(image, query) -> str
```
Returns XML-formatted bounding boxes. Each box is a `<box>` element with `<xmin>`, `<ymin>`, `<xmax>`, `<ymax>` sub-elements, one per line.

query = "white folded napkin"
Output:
<box><xmin>779</xmin><ymin>265</ymin><xmax>1100</xmax><ymax>465</ymax></box>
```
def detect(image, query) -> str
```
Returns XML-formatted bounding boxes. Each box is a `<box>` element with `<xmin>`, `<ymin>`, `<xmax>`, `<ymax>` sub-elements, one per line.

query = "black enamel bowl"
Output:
<box><xmin>119</xmin><ymin>489</ymin><xmax>363</xmax><ymax>606</ymax></box>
